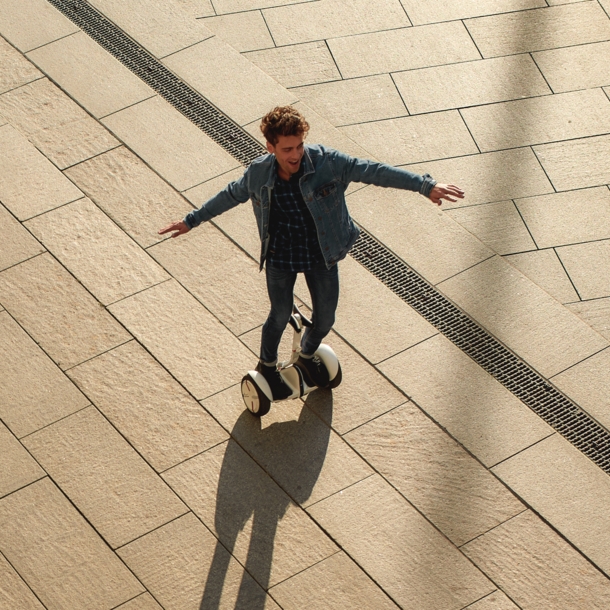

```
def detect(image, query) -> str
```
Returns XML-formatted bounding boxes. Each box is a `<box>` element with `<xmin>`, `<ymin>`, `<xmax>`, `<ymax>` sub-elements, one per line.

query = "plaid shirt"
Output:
<box><xmin>267</xmin><ymin>164</ymin><xmax>324</xmax><ymax>272</ymax></box>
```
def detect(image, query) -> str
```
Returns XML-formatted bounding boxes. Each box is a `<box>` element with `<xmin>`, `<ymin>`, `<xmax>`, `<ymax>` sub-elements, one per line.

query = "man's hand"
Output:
<box><xmin>428</xmin><ymin>184</ymin><xmax>465</xmax><ymax>206</ymax></box>
<box><xmin>158</xmin><ymin>220</ymin><xmax>190</xmax><ymax>238</ymax></box>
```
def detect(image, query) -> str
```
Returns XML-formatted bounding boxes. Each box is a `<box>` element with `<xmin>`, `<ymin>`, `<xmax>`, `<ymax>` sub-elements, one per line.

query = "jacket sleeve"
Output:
<box><xmin>183</xmin><ymin>170</ymin><xmax>250</xmax><ymax>229</ymax></box>
<box><xmin>334</xmin><ymin>149</ymin><xmax>437</xmax><ymax>198</ymax></box>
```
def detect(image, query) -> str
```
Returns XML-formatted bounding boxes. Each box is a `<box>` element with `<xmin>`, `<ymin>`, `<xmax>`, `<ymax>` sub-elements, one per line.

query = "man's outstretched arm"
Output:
<box><xmin>428</xmin><ymin>183</ymin><xmax>465</xmax><ymax>206</ymax></box>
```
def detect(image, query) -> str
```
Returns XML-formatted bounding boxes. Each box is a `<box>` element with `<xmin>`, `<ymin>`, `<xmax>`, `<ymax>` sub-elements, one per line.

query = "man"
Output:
<box><xmin>159</xmin><ymin>105</ymin><xmax>464</xmax><ymax>399</ymax></box>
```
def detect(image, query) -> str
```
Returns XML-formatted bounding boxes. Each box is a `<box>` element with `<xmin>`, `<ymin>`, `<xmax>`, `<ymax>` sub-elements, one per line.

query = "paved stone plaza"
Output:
<box><xmin>1</xmin><ymin>0</ymin><xmax>610</xmax><ymax>608</ymax></box>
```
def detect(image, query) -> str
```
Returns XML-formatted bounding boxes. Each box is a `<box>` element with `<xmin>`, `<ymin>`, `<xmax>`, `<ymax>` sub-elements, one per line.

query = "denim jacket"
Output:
<box><xmin>184</xmin><ymin>144</ymin><xmax>436</xmax><ymax>270</ymax></box>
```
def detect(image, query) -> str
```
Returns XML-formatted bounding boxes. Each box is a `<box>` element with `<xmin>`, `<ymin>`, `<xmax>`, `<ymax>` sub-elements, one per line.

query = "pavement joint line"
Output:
<box><xmin>59</xmin><ymin>142</ymin><xmax>124</xmax><ymax>169</ymax></box>
<box><xmin>17</xmin><ymin>404</ymin><xmax>93</xmax><ymax>442</ymax></box>
<box><xmin>0</xmin><ymin>547</ymin><xmax>49</xmax><ymax>610</ymax></box>
<box><xmin>485</xmin><ymin>432</ymin><xmax>558</xmax><ymax>471</ymax></box>
<box><xmin>512</xmin><ymin>199</ymin><xmax>540</xmax><ymax>249</ymax></box>
<box><xmin>552</xmin><ymin>245</ymin><xmax>583</xmax><ymax>301</ymax></box>
<box><xmin>156</xmin><ymin>33</ymin><xmax>215</xmax><ymax>60</ymax></box>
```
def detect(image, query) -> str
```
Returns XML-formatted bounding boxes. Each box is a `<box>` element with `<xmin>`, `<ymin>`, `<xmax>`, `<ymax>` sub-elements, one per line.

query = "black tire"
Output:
<box><xmin>241</xmin><ymin>375</ymin><xmax>271</xmax><ymax>417</ymax></box>
<box><xmin>328</xmin><ymin>362</ymin><xmax>342</xmax><ymax>389</ymax></box>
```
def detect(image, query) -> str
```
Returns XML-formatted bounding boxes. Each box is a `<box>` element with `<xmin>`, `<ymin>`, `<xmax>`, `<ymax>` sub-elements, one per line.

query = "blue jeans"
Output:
<box><xmin>260</xmin><ymin>263</ymin><xmax>339</xmax><ymax>363</ymax></box>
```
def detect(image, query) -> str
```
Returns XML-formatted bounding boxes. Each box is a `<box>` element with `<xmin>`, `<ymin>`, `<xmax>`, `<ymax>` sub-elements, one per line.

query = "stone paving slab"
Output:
<box><xmin>115</xmin><ymin>593</ymin><xmax>164</xmax><ymax>610</ymax></box>
<box><xmin>214</xmin><ymin>0</ymin><xmax>315</xmax><ymax>14</ymax></box>
<box><xmin>557</xmin><ymin>239</ymin><xmax>610</xmax><ymax>300</ymax></box>
<box><xmin>202</xmin><ymin>11</ymin><xmax>274</xmax><ymax>53</ymax></box>
<box><xmin>0</xmin><ymin>552</ymin><xmax>45</xmax><ymax>610</ymax></box>
<box><xmin>26</xmin><ymin>31</ymin><xmax>155</xmax><ymax>119</ymax></box>
<box><xmin>0</xmin><ymin>35</ymin><xmax>42</xmax><ymax>95</ymax></box>
<box><xmin>467</xmin><ymin>591</ymin><xmax>520</xmax><ymax>610</ymax></box>
<box><xmin>0</xmin><ymin>202</ymin><xmax>45</xmax><ymax>272</ymax></box>
<box><xmin>0</xmin><ymin>478</ymin><xmax>144</xmax><ymax>610</ymax></box>
<box><xmin>566</xmin><ymin>297</ymin><xmax>610</xmax><ymax>341</ymax></box>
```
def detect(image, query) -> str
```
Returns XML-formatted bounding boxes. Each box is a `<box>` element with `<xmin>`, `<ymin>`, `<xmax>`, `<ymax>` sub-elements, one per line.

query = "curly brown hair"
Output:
<box><xmin>260</xmin><ymin>106</ymin><xmax>310</xmax><ymax>145</ymax></box>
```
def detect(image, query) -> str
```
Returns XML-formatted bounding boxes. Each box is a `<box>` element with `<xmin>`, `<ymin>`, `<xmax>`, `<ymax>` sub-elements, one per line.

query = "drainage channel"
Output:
<box><xmin>48</xmin><ymin>0</ymin><xmax>610</xmax><ymax>475</ymax></box>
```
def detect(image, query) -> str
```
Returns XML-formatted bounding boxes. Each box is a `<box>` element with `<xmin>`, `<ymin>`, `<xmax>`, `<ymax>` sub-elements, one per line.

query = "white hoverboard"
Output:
<box><xmin>241</xmin><ymin>305</ymin><xmax>342</xmax><ymax>417</ymax></box>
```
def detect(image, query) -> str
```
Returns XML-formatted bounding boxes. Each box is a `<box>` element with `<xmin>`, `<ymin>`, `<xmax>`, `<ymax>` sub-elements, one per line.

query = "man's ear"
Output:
<box><xmin>266</xmin><ymin>140</ymin><xmax>274</xmax><ymax>154</ymax></box>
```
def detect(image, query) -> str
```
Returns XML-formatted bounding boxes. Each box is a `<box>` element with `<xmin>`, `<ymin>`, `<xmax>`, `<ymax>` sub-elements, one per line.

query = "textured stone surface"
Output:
<box><xmin>328</xmin><ymin>22</ymin><xmax>480</xmax><ymax>79</ymax></box>
<box><xmin>118</xmin><ymin>513</ymin><xmax>280</xmax><ymax>610</ymax></box>
<box><xmin>163</xmin><ymin>36</ymin><xmax>296</xmax><ymax>126</ymax></box>
<box><xmin>0</xmin><ymin>35</ymin><xmax>42</xmax><ymax>95</ymax></box>
<box><xmin>463</xmin><ymin>511</ymin><xmax>610</xmax><ymax>608</ymax></box>
<box><xmin>0</xmin><ymin>0</ymin><xmax>79</xmax><ymax>53</ymax></box>
<box><xmin>102</xmin><ymin>96</ymin><xmax>239</xmax><ymax>191</ymax></box>
<box><xmin>0</xmin><ymin>253</ymin><xmax>130</xmax><ymax>369</ymax></box>
<box><xmin>309</xmin><ymin>475</ymin><xmax>494</xmax><ymax>610</ymax></box>
<box><xmin>0</xmin><ymin>203</ymin><xmax>44</xmax><ymax>272</ymax></box>
<box><xmin>340</xmin><ymin>111</ymin><xmax>477</xmax><ymax>165</ymax></box>
<box><xmin>0</xmin><ymin>478</ymin><xmax>144</xmax><ymax>609</ymax></box>
<box><xmin>68</xmin><ymin>341</ymin><xmax>228</xmax><ymax>472</ymax></box>
<box><xmin>515</xmin><ymin>187</ymin><xmax>610</xmax><ymax>248</ymax></box>
<box><xmin>347</xmin><ymin>185</ymin><xmax>493</xmax><ymax>284</ymax></box>
<box><xmin>394</xmin><ymin>54</ymin><xmax>550</xmax><ymax>114</ymax></box>
<box><xmin>163</xmin><ymin>442</ymin><xmax>338</xmax><ymax>587</ymax></box>
<box><xmin>0</xmin><ymin>78</ymin><xmax>119</xmax><ymax>169</ymax></box>
<box><xmin>462</xmin><ymin>89</ymin><xmax>610</xmax><ymax>151</ymax></box>
<box><xmin>0</xmin><ymin>421</ymin><xmax>44</xmax><ymax>499</ymax></box>
<box><xmin>566</xmin><ymin>297</ymin><xmax>610</xmax><ymax>341</ymax></box>
<box><xmin>557</xmin><ymin>239</ymin><xmax>610</xmax><ymax>300</ymax></box>
<box><xmin>505</xmin><ymin>249</ymin><xmax>579</xmax><ymax>304</ymax></box>
<box><xmin>214</xmin><ymin>0</ymin><xmax>314</xmax><ymax>11</ymax></box>
<box><xmin>0</xmin><ymin>311</ymin><xmax>89</xmax><ymax>437</ymax></box>
<box><xmin>378</xmin><ymin>334</ymin><xmax>553</xmax><ymax>467</ymax></box>
<box><xmin>438</xmin><ymin>256</ymin><xmax>608</xmax><ymax>377</ymax></box>
<box><xmin>0</xmin><ymin>124</ymin><xmax>83</xmax><ymax>220</ymax></box>
<box><xmin>26</xmin><ymin>32</ymin><xmax>154</xmax><ymax>119</ymax></box>
<box><xmin>108</xmin><ymin>280</ymin><xmax>254</xmax><ymax>399</ymax></box>
<box><xmin>202</xmin><ymin>11</ymin><xmax>274</xmax><ymax>52</ymax></box>
<box><xmin>0</xmin><ymin>552</ymin><xmax>45</xmax><ymax>610</ymax></box>
<box><xmin>535</xmin><ymin>134</ymin><xmax>610</xmax><ymax>191</ymax></box>
<box><xmin>65</xmin><ymin>147</ymin><xmax>193</xmax><ymax>248</ymax></box>
<box><xmin>114</xmin><ymin>593</ymin><xmax>164</xmax><ymax>610</ymax></box>
<box><xmin>467</xmin><ymin>591</ymin><xmax>520</xmax><ymax>610</ymax></box>
<box><xmin>465</xmin><ymin>2</ymin><xmax>610</xmax><ymax>57</ymax></box>
<box><xmin>446</xmin><ymin>200</ymin><xmax>536</xmax><ymax>255</ymax></box>
<box><xmin>269</xmin><ymin>551</ymin><xmax>400</xmax><ymax>610</ymax></box>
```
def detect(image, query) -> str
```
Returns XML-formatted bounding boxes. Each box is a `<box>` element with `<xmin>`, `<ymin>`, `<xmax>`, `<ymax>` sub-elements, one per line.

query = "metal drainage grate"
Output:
<box><xmin>48</xmin><ymin>0</ymin><xmax>610</xmax><ymax>475</ymax></box>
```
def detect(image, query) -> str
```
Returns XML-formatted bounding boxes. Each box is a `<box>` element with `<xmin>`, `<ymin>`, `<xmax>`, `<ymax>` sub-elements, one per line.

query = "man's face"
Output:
<box><xmin>267</xmin><ymin>134</ymin><xmax>304</xmax><ymax>179</ymax></box>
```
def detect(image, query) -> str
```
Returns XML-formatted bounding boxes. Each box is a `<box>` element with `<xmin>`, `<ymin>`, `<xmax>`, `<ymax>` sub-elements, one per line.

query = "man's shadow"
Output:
<box><xmin>200</xmin><ymin>390</ymin><xmax>333</xmax><ymax>609</ymax></box>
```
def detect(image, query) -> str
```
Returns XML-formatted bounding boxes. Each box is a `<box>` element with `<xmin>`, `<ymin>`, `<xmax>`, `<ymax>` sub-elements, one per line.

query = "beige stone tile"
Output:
<box><xmin>0</xmin><ymin>0</ymin><xmax>79</xmax><ymax>53</ymax></box>
<box><xmin>176</xmin><ymin>0</ymin><xmax>215</xmax><ymax>18</ymax></box>
<box><xmin>515</xmin><ymin>187</ymin><xmax>610</xmax><ymax>249</ymax></box>
<box><xmin>203</xmin><ymin>388</ymin><xmax>373</xmax><ymax>507</ymax></box>
<box><xmin>394</xmin><ymin>55</ymin><xmax>550</xmax><ymax>115</ymax></box>
<box><xmin>345</xmin><ymin>403</ymin><xmax>525</xmax><ymax>546</ymax></box>
<box><xmin>23</xmin><ymin>407</ymin><xmax>187</xmax><ymax>549</ymax></box>
<box><xmin>68</xmin><ymin>341</ymin><xmax>228</xmax><ymax>472</ymax></box>
<box><xmin>0</xmin><ymin>35</ymin><xmax>42</xmax><ymax>95</ymax></box>
<box><xmin>0</xmin><ymin>124</ymin><xmax>83</xmax><ymax>220</ymax></box>
<box><xmin>88</xmin><ymin>0</ymin><xmax>212</xmax><ymax>58</ymax></box>
<box><xmin>334</xmin><ymin>256</ymin><xmax>436</xmax><ymax>363</ymax></box>
<box><xmin>0</xmin><ymin>78</ymin><xmax>120</xmax><ymax>169</ymax></box>
<box><xmin>25</xmin><ymin>198</ymin><xmax>168</xmax><ymax>306</ymax></box>
<box><xmin>65</xmin><ymin>147</ymin><xmax>193</xmax><ymax>249</ymax></box>
<box><xmin>202</xmin><ymin>11</ymin><xmax>274</xmax><ymax>52</ymax></box>
<box><xmin>467</xmin><ymin>591</ymin><xmax>520</xmax><ymax>610</ymax></box>
<box><xmin>0</xmin><ymin>203</ymin><xmax>45</xmax><ymax>272</ymax></box>
<box><xmin>293</xmin><ymin>75</ymin><xmax>408</xmax><ymax>126</ymax></box>
<box><xmin>0</xmin><ymin>421</ymin><xmax>44</xmax><ymax>498</ymax></box>
<box><xmin>566</xmin><ymin>297</ymin><xmax>610</xmax><ymax>341</ymax></box>
<box><xmin>378</xmin><ymin>334</ymin><xmax>553</xmax><ymax>467</ymax></box>
<box><xmin>347</xmin><ymin>185</ymin><xmax>493</xmax><ymax>284</ymax></box>
<box><xmin>535</xmin><ymin>134</ymin><xmax>610</xmax><ymax>191</ymax></box>
<box><xmin>328</xmin><ymin>22</ymin><xmax>480</xmax><ymax>79</ymax></box>
<box><xmin>118</xmin><ymin>512</ymin><xmax>280</xmax><ymax>610</ymax></box>
<box><xmin>465</xmin><ymin>3</ymin><xmax>610</xmax><ymax>57</ymax></box>
<box><xmin>215</xmin><ymin>0</ymin><xmax>314</xmax><ymax>11</ymax></box>
<box><xmin>462</xmin><ymin>89</ymin><xmax>610</xmax><ymax>152</ymax></box>
<box><xmin>493</xmin><ymin>434</ymin><xmax>610</xmax><ymax>574</ymax></box>
<box><xmin>406</xmin><ymin>148</ymin><xmax>554</xmax><ymax>208</ymax></box>
<box><xmin>533</xmin><ymin>41</ymin><xmax>610</xmax><ymax>93</ymax></box>
<box><xmin>400</xmin><ymin>0</ymin><xmax>545</xmax><ymax>25</ymax></box>
<box><xmin>149</xmin><ymin>222</ymin><xmax>266</xmax><ymax>335</ymax></box>
<box><xmin>463</xmin><ymin>510</ymin><xmax>610</xmax><ymax>609</ymax></box>
<box><xmin>446</xmin><ymin>201</ymin><xmax>536</xmax><ymax>255</ymax></box>
<box><xmin>115</xmin><ymin>593</ymin><xmax>163</xmax><ymax>610</ymax></box>
<box><xmin>264</xmin><ymin>0</ymin><xmax>410</xmax><ymax>46</ymax></box>
<box><xmin>163</xmin><ymin>36</ymin><xmax>296</xmax><ymax>126</ymax></box>
<box><xmin>505</xmin><ymin>249</ymin><xmax>579</xmax><ymax>303</ymax></box>
<box><xmin>269</xmin><ymin>551</ymin><xmax>400</xmax><ymax>610</ymax></box>
<box><xmin>0</xmin><ymin>311</ymin><xmax>89</xmax><ymax>437</ymax></box>
<box><xmin>26</xmin><ymin>32</ymin><xmax>154</xmax><ymax>119</ymax></box>
<box><xmin>438</xmin><ymin>255</ymin><xmax>608</xmax><ymax>377</ymax></box>
<box><xmin>552</xmin><ymin>347</ymin><xmax>610</xmax><ymax>430</ymax></box>
<box><xmin>0</xmin><ymin>552</ymin><xmax>45</xmax><ymax>610</ymax></box>
<box><xmin>557</xmin><ymin>239</ymin><xmax>610</xmax><ymax>299</ymax></box>
<box><xmin>101</xmin><ymin>96</ymin><xmax>239</xmax><ymax>191</ymax></box>
<box><xmin>0</xmin><ymin>254</ymin><xmax>130</xmax><ymax>369</ymax></box>
<box><xmin>163</xmin><ymin>442</ymin><xmax>338</xmax><ymax>587</ymax></box>
<box><xmin>309</xmin><ymin>475</ymin><xmax>494</xmax><ymax>609</ymax></box>
<box><xmin>0</xmin><ymin>478</ymin><xmax>144</xmax><ymax>609</ymax></box>
<box><xmin>246</xmin><ymin>41</ymin><xmax>341</xmax><ymax>89</ymax></box>
<box><xmin>109</xmin><ymin>280</ymin><xmax>254</xmax><ymax>399</ymax></box>
<box><xmin>340</xmin><ymin>111</ymin><xmax>477</xmax><ymax>165</ymax></box>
